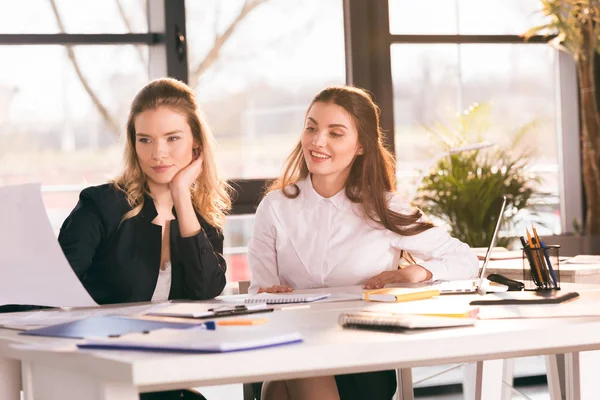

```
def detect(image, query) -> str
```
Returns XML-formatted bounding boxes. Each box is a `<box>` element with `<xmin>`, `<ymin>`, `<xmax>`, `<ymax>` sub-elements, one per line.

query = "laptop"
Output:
<box><xmin>438</xmin><ymin>196</ymin><xmax>508</xmax><ymax>295</ymax></box>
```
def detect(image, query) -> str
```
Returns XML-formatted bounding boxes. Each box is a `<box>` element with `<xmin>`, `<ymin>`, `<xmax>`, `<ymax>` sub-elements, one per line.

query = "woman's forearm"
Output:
<box><xmin>399</xmin><ymin>264</ymin><xmax>433</xmax><ymax>282</ymax></box>
<box><xmin>171</xmin><ymin>188</ymin><xmax>201</xmax><ymax>237</ymax></box>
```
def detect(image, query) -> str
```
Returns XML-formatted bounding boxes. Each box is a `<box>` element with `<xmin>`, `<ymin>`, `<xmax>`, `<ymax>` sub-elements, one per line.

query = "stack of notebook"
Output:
<box><xmin>339</xmin><ymin>311</ymin><xmax>477</xmax><ymax>332</ymax></box>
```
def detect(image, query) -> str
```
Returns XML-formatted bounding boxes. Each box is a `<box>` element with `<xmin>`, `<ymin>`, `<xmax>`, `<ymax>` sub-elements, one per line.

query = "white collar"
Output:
<box><xmin>298</xmin><ymin>175</ymin><xmax>351</xmax><ymax>212</ymax></box>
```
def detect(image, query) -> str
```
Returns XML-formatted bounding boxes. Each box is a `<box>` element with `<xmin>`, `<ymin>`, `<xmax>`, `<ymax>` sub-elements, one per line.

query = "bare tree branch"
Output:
<box><xmin>115</xmin><ymin>0</ymin><xmax>147</xmax><ymax>66</ymax></box>
<box><xmin>218</xmin><ymin>17</ymin><xmax>317</xmax><ymax>66</ymax></box>
<box><xmin>189</xmin><ymin>0</ymin><xmax>270</xmax><ymax>88</ymax></box>
<box><xmin>49</xmin><ymin>0</ymin><xmax>120</xmax><ymax>135</ymax></box>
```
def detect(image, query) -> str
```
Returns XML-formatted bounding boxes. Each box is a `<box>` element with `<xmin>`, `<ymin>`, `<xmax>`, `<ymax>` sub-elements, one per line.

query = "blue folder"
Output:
<box><xmin>20</xmin><ymin>315</ymin><xmax>213</xmax><ymax>339</ymax></box>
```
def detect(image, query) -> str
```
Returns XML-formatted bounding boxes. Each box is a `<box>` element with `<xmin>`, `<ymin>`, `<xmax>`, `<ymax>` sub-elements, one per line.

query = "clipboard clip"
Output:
<box><xmin>208</xmin><ymin>303</ymin><xmax>268</xmax><ymax>316</ymax></box>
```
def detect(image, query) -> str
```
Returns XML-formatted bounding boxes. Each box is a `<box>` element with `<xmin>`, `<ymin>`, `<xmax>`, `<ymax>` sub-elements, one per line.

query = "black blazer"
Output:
<box><xmin>58</xmin><ymin>184</ymin><xmax>227</xmax><ymax>305</ymax></box>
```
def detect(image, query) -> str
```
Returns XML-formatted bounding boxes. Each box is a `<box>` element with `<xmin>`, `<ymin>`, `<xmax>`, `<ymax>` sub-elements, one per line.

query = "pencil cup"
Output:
<box><xmin>522</xmin><ymin>245</ymin><xmax>560</xmax><ymax>291</ymax></box>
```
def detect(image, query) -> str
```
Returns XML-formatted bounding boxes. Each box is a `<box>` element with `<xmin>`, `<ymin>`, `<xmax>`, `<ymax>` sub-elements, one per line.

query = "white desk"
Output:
<box><xmin>1</xmin><ymin>287</ymin><xmax>600</xmax><ymax>400</ymax></box>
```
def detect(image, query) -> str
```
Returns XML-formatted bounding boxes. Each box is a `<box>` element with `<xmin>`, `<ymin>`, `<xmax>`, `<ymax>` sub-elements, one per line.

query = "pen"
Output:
<box><xmin>193</xmin><ymin>321</ymin><xmax>216</xmax><ymax>330</ymax></box>
<box><xmin>540</xmin><ymin>239</ymin><xmax>558</xmax><ymax>288</ymax></box>
<box><xmin>531</xmin><ymin>225</ymin><xmax>551</xmax><ymax>288</ymax></box>
<box><xmin>521</xmin><ymin>234</ymin><xmax>542</xmax><ymax>286</ymax></box>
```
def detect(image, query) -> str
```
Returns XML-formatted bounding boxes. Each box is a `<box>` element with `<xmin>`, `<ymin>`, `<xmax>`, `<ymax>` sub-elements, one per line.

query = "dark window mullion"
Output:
<box><xmin>389</xmin><ymin>34</ymin><xmax>556</xmax><ymax>45</ymax></box>
<box><xmin>0</xmin><ymin>33</ymin><xmax>161</xmax><ymax>45</ymax></box>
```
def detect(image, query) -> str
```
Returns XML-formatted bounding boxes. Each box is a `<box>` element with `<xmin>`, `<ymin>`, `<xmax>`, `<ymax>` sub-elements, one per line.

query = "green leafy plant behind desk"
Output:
<box><xmin>414</xmin><ymin>104</ymin><xmax>541</xmax><ymax>248</ymax></box>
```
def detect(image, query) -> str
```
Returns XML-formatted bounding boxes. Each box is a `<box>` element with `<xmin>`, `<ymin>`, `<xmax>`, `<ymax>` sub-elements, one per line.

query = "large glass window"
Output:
<box><xmin>388</xmin><ymin>1</ymin><xmax>561</xmax><ymax>236</ymax></box>
<box><xmin>0</xmin><ymin>0</ymin><xmax>148</xmax><ymax>34</ymax></box>
<box><xmin>185</xmin><ymin>0</ymin><xmax>346</xmax><ymax>180</ymax></box>
<box><xmin>391</xmin><ymin>43</ymin><xmax>561</xmax><ymax>234</ymax></box>
<box><xmin>388</xmin><ymin>0</ymin><xmax>549</xmax><ymax>35</ymax></box>
<box><xmin>0</xmin><ymin>45</ymin><xmax>149</xmax><ymax>231</ymax></box>
<box><xmin>185</xmin><ymin>0</ymin><xmax>346</xmax><ymax>284</ymax></box>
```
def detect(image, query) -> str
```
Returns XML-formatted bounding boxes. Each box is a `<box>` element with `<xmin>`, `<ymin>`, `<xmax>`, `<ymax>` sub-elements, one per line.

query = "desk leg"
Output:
<box><xmin>0</xmin><ymin>356</ymin><xmax>21</xmax><ymax>400</ymax></box>
<box><xmin>396</xmin><ymin>368</ymin><xmax>414</xmax><ymax>400</ymax></box>
<box><xmin>545</xmin><ymin>355</ymin><xmax>562</xmax><ymax>400</ymax></box>
<box><xmin>501</xmin><ymin>358</ymin><xmax>514</xmax><ymax>400</ymax></box>
<box><xmin>463</xmin><ymin>360</ymin><xmax>504</xmax><ymax>400</ymax></box>
<box><xmin>565</xmin><ymin>350</ymin><xmax>600</xmax><ymax>400</ymax></box>
<box><xmin>22</xmin><ymin>361</ymin><xmax>138</xmax><ymax>400</ymax></box>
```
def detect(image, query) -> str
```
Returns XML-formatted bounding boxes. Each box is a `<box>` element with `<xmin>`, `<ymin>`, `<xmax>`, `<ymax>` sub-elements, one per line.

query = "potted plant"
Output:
<box><xmin>525</xmin><ymin>0</ymin><xmax>600</xmax><ymax>234</ymax></box>
<box><xmin>414</xmin><ymin>103</ymin><xmax>543</xmax><ymax>248</ymax></box>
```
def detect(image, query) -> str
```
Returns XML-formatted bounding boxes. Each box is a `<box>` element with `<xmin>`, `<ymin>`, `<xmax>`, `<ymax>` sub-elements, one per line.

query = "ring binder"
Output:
<box><xmin>245</xmin><ymin>293</ymin><xmax>331</xmax><ymax>304</ymax></box>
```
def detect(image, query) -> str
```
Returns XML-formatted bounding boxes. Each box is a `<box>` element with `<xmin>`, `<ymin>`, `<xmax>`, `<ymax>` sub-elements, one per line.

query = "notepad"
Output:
<box><xmin>245</xmin><ymin>293</ymin><xmax>331</xmax><ymax>304</ymax></box>
<box><xmin>339</xmin><ymin>311</ymin><xmax>477</xmax><ymax>331</ymax></box>
<box><xmin>362</xmin><ymin>288</ymin><xmax>440</xmax><ymax>303</ymax></box>
<box><xmin>78</xmin><ymin>327</ymin><xmax>303</xmax><ymax>353</ymax></box>
<box><xmin>146</xmin><ymin>303</ymin><xmax>270</xmax><ymax>318</ymax></box>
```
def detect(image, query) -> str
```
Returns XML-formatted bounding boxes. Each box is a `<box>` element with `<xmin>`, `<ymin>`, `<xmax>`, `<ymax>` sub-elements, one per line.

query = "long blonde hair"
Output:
<box><xmin>113</xmin><ymin>78</ymin><xmax>231</xmax><ymax>229</ymax></box>
<box><xmin>268</xmin><ymin>85</ymin><xmax>432</xmax><ymax>236</ymax></box>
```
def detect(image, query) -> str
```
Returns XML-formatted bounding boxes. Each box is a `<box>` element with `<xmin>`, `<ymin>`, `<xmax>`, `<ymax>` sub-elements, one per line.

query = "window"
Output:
<box><xmin>388</xmin><ymin>0</ymin><xmax>549</xmax><ymax>35</ymax></box>
<box><xmin>0</xmin><ymin>0</ymin><xmax>148</xmax><ymax>34</ymax></box>
<box><xmin>388</xmin><ymin>2</ymin><xmax>562</xmax><ymax>235</ymax></box>
<box><xmin>185</xmin><ymin>0</ymin><xmax>346</xmax><ymax>180</ymax></box>
<box><xmin>185</xmin><ymin>0</ymin><xmax>346</xmax><ymax>284</ymax></box>
<box><xmin>0</xmin><ymin>45</ymin><xmax>148</xmax><ymax>231</ymax></box>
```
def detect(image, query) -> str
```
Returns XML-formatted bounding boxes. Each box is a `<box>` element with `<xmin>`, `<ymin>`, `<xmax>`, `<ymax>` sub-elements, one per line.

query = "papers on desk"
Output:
<box><xmin>563</xmin><ymin>255</ymin><xmax>600</xmax><ymax>264</ymax></box>
<box><xmin>78</xmin><ymin>326</ymin><xmax>303</xmax><ymax>353</ymax></box>
<box><xmin>0</xmin><ymin>183</ymin><xmax>97</xmax><ymax>307</ymax></box>
<box><xmin>20</xmin><ymin>315</ymin><xmax>206</xmax><ymax>339</ymax></box>
<box><xmin>0</xmin><ymin>303</ymin><xmax>167</xmax><ymax>331</ymax></box>
<box><xmin>363</xmin><ymin>298</ymin><xmax>480</xmax><ymax>319</ymax></box>
<box><xmin>476</xmin><ymin>250</ymin><xmax>523</xmax><ymax>261</ymax></box>
<box><xmin>146</xmin><ymin>303</ymin><xmax>272</xmax><ymax>318</ymax></box>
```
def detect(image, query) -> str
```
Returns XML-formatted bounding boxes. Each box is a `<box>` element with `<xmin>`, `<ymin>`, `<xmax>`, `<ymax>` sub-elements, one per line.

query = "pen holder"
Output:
<box><xmin>522</xmin><ymin>245</ymin><xmax>560</xmax><ymax>291</ymax></box>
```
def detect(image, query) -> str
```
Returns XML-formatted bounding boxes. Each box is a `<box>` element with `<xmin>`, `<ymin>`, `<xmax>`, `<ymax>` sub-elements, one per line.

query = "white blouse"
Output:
<box><xmin>151</xmin><ymin>260</ymin><xmax>172</xmax><ymax>302</ymax></box>
<box><xmin>248</xmin><ymin>177</ymin><xmax>478</xmax><ymax>294</ymax></box>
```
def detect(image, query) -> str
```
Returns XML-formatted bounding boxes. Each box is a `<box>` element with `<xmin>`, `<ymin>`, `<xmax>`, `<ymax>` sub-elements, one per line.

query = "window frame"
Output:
<box><xmin>0</xmin><ymin>0</ymin><xmax>583</xmax><ymax>231</ymax></box>
<box><xmin>343</xmin><ymin>0</ymin><xmax>581</xmax><ymax>234</ymax></box>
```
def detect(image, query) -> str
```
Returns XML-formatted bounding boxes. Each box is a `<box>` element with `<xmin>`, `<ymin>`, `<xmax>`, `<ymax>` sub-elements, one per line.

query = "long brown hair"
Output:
<box><xmin>268</xmin><ymin>85</ymin><xmax>432</xmax><ymax>236</ymax></box>
<box><xmin>113</xmin><ymin>78</ymin><xmax>231</xmax><ymax>229</ymax></box>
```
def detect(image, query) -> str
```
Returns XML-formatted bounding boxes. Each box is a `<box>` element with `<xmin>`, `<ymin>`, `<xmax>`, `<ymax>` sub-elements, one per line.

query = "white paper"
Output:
<box><xmin>0</xmin><ymin>183</ymin><xmax>97</xmax><ymax>307</ymax></box>
<box><xmin>0</xmin><ymin>303</ymin><xmax>168</xmax><ymax>330</ymax></box>
<box><xmin>563</xmin><ymin>255</ymin><xmax>600</xmax><ymax>264</ymax></box>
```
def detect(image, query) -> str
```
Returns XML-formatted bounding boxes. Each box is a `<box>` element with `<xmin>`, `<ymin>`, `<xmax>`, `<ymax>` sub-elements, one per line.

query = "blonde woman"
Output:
<box><xmin>59</xmin><ymin>78</ymin><xmax>231</xmax><ymax>306</ymax></box>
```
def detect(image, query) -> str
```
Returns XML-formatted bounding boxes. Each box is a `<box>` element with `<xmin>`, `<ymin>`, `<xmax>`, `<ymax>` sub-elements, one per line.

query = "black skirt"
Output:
<box><xmin>252</xmin><ymin>370</ymin><xmax>396</xmax><ymax>400</ymax></box>
<box><xmin>140</xmin><ymin>389</ymin><xmax>207</xmax><ymax>400</ymax></box>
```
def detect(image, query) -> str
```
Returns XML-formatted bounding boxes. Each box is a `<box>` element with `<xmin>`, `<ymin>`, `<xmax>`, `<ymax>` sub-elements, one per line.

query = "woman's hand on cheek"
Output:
<box><xmin>258</xmin><ymin>285</ymin><xmax>293</xmax><ymax>293</ymax></box>
<box><xmin>170</xmin><ymin>153</ymin><xmax>203</xmax><ymax>194</ymax></box>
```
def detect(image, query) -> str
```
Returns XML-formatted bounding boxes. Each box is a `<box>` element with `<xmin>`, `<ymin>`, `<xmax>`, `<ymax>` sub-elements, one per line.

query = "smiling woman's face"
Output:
<box><xmin>301</xmin><ymin>101</ymin><xmax>362</xmax><ymax>182</ymax></box>
<box><xmin>134</xmin><ymin>106</ymin><xmax>196</xmax><ymax>187</ymax></box>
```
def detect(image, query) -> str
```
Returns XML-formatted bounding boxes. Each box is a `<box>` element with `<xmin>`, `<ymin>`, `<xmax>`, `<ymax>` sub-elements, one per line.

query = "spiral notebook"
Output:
<box><xmin>339</xmin><ymin>311</ymin><xmax>477</xmax><ymax>332</ymax></box>
<box><xmin>245</xmin><ymin>293</ymin><xmax>331</xmax><ymax>304</ymax></box>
